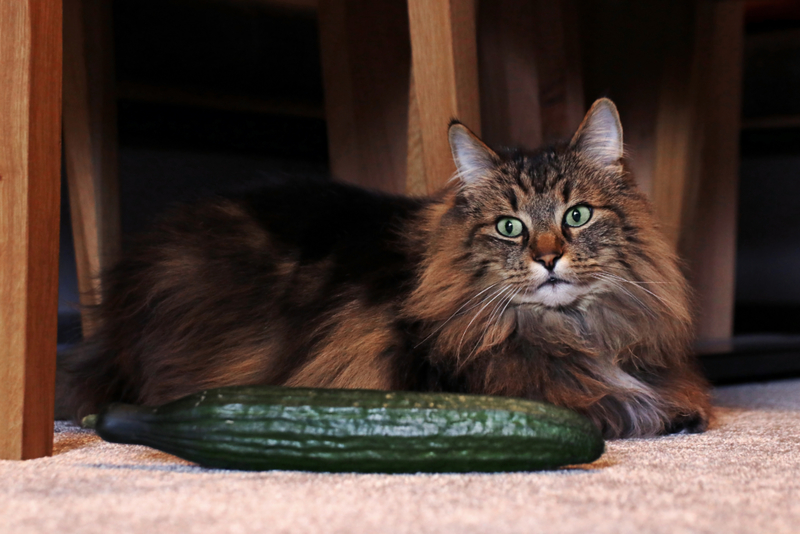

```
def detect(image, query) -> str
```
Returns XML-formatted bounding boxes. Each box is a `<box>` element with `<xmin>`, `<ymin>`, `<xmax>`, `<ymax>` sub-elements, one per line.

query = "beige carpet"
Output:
<box><xmin>3</xmin><ymin>379</ymin><xmax>800</xmax><ymax>534</ymax></box>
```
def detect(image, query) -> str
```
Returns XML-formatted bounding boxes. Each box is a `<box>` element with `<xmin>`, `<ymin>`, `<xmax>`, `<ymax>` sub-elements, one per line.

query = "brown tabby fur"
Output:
<box><xmin>63</xmin><ymin>99</ymin><xmax>711</xmax><ymax>438</ymax></box>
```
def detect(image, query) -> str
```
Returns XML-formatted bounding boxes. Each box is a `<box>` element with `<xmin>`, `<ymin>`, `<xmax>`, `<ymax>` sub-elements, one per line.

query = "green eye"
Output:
<box><xmin>564</xmin><ymin>205</ymin><xmax>593</xmax><ymax>227</ymax></box>
<box><xmin>496</xmin><ymin>217</ymin><xmax>525</xmax><ymax>238</ymax></box>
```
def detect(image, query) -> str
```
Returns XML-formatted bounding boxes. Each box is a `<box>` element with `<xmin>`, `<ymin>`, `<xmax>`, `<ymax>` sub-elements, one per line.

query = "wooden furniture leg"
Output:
<box><xmin>63</xmin><ymin>0</ymin><xmax>121</xmax><ymax>336</ymax></box>
<box><xmin>318</xmin><ymin>0</ymin><xmax>412</xmax><ymax>195</ymax></box>
<box><xmin>0</xmin><ymin>0</ymin><xmax>62</xmax><ymax>460</ymax></box>
<box><xmin>408</xmin><ymin>0</ymin><xmax>481</xmax><ymax>193</ymax></box>
<box><xmin>320</xmin><ymin>0</ymin><xmax>481</xmax><ymax>196</ymax></box>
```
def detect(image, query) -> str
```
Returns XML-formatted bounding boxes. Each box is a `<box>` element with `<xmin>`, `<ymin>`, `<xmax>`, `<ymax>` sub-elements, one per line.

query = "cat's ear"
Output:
<box><xmin>448</xmin><ymin>121</ymin><xmax>498</xmax><ymax>184</ymax></box>
<box><xmin>570</xmin><ymin>98</ymin><xmax>623</xmax><ymax>168</ymax></box>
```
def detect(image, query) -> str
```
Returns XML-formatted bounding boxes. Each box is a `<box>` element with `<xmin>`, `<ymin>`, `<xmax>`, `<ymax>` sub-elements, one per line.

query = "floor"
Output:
<box><xmin>2</xmin><ymin>379</ymin><xmax>799</xmax><ymax>534</ymax></box>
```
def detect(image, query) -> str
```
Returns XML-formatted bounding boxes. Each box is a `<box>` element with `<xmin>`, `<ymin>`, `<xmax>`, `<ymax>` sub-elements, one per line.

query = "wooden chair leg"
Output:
<box><xmin>0</xmin><ymin>0</ymin><xmax>62</xmax><ymax>460</ymax></box>
<box><xmin>408</xmin><ymin>0</ymin><xmax>481</xmax><ymax>193</ymax></box>
<box><xmin>318</xmin><ymin>0</ymin><xmax>412</xmax><ymax>195</ymax></box>
<box><xmin>63</xmin><ymin>0</ymin><xmax>121</xmax><ymax>337</ymax></box>
<box><xmin>320</xmin><ymin>0</ymin><xmax>481</xmax><ymax>195</ymax></box>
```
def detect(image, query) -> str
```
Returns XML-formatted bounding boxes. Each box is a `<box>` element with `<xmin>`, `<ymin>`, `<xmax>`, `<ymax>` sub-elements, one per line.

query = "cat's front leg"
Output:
<box><xmin>651</xmin><ymin>366</ymin><xmax>713</xmax><ymax>435</ymax></box>
<box><xmin>664</xmin><ymin>411</ymin><xmax>709</xmax><ymax>434</ymax></box>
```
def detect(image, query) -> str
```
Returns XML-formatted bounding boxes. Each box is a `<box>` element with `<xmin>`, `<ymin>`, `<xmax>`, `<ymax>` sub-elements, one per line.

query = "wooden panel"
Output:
<box><xmin>477</xmin><ymin>0</ymin><xmax>583</xmax><ymax>150</ymax></box>
<box><xmin>0</xmin><ymin>0</ymin><xmax>62</xmax><ymax>460</ymax></box>
<box><xmin>318</xmin><ymin>0</ymin><xmax>411</xmax><ymax>194</ymax></box>
<box><xmin>477</xmin><ymin>0</ymin><xmax>543</xmax><ymax>149</ymax></box>
<box><xmin>650</xmin><ymin>21</ymin><xmax>700</xmax><ymax>249</ymax></box>
<box><xmin>579</xmin><ymin>1</ymin><xmax>695</xmax><ymax>200</ymax></box>
<box><xmin>679</xmin><ymin>1</ymin><xmax>744</xmax><ymax>341</ymax></box>
<box><xmin>63</xmin><ymin>0</ymin><xmax>120</xmax><ymax>336</ymax></box>
<box><xmin>530</xmin><ymin>0</ymin><xmax>584</xmax><ymax>143</ymax></box>
<box><xmin>406</xmin><ymin>68</ymin><xmax>426</xmax><ymax>195</ymax></box>
<box><xmin>408</xmin><ymin>0</ymin><xmax>480</xmax><ymax>194</ymax></box>
<box><xmin>581</xmin><ymin>1</ymin><xmax>744</xmax><ymax>342</ymax></box>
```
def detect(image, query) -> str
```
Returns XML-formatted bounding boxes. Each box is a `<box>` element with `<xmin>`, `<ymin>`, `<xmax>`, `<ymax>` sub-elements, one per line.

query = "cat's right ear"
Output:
<box><xmin>448</xmin><ymin>121</ymin><xmax>498</xmax><ymax>185</ymax></box>
<box><xmin>570</xmin><ymin>98</ymin><xmax>624</xmax><ymax>168</ymax></box>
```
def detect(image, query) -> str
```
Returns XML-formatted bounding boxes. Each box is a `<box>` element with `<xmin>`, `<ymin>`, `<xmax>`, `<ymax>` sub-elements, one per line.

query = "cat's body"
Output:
<box><xmin>65</xmin><ymin>100</ymin><xmax>711</xmax><ymax>438</ymax></box>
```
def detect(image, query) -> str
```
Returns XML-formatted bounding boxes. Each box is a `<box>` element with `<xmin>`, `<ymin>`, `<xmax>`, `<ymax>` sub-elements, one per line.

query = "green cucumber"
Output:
<box><xmin>93</xmin><ymin>386</ymin><xmax>604</xmax><ymax>473</ymax></box>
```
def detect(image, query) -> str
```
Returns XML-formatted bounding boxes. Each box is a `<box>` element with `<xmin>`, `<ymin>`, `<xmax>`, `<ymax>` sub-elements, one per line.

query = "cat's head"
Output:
<box><xmin>442</xmin><ymin>98</ymin><xmax>645</xmax><ymax>308</ymax></box>
<box><xmin>410</xmin><ymin>98</ymin><xmax>690</xmax><ymax>352</ymax></box>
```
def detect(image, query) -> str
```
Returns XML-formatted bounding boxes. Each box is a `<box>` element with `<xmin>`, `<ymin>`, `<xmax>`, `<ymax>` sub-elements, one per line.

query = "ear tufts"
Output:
<box><xmin>448</xmin><ymin>122</ymin><xmax>498</xmax><ymax>185</ymax></box>
<box><xmin>570</xmin><ymin>98</ymin><xmax>624</xmax><ymax>168</ymax></box>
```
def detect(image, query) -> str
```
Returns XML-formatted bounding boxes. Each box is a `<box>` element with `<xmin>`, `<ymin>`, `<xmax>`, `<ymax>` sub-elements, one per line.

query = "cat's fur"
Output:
<box><xmin>64</xmin><ymin>99</ymin><xmax>711</xmax><ymax>438</ymax></box>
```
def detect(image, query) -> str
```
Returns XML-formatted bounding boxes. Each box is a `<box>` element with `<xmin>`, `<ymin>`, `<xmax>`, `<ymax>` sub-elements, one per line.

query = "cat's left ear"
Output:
<box><xmin>448</xmin><ymin>121</ymin><xmax>499</xmax><ymax>185</ymax></box>
<box><xmin>570</xmin><ymin>98</ymin><xmax>624</xmax><ymax>168</ymax></box>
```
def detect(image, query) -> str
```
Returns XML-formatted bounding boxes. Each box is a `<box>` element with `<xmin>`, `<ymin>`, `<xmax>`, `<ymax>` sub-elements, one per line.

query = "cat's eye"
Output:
<box><xmin>564</xmin><ymin>205</ymin><xmax>593</xmax><ymax>228</ymax></box>
<box><xmin>496</xmin><ymin>217</ymin><xmax>525</xmax><ymax>238</ymax></box>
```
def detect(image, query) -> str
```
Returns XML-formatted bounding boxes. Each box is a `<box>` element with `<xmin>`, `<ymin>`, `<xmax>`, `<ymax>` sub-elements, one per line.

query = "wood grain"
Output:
<box><xmin>679</xmin><ymin>1</ymin><xmax>744</xmax><ymax>341</ymax></box>
<box><xmin>477</xmin><ymin>0</ymin><xmax>584</xmax><ymax>150</ymax></box>
<box><xmin>0</xmin><ymin>0</ymin><xmax>62</xmax><ymax>460</ymax></box>
<box><xmin>408</xmin><ymin>0</ymin><xmax>480</xmax><ymax>194</ymax></box>
<box><xmin>63</xmin><ymin>0</ymin><xmax>120</xmax><ymax>336</ymax></box>
<box><xmin>406</xmin><ymin>68</ymin><xmax>426</xmax><ymax>196</ymax></box>
<box><xmin>477</xmin><ymin>0</ymin><xmax>543</xmax><ymax>149</ymax></box>
<box><xmin>529</xmin><ymin>0</ymin><xmax>584</xmax><ymax>143</ymax></box>
<box><xmin>651</xmin><ymin>22</ymin><xmax>700</xmax><ymax>249</ymax></box>
<box><xmin>581</xmin><ymin>0</ymin><xmax>744</xmax><ymax>342</ymax></box>
<box><xmin>318</xmin><ymin>0</ymin><xmax>411</xmax><ymax>194</ymax></box>
<box><xmin>579</xmin><ymin>1</ymin><xmax>695</xmax><ymax>200</ymax></box>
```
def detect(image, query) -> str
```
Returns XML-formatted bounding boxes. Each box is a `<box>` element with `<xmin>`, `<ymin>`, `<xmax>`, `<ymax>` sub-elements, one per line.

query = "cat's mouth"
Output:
<box><xmin>512</xmin><ymin>276</ymin><xmax>585</xmax><ymax>307</ymax></box>
<box><xmin>537</xmin><ymin>276</ymin><xmax>569</xmax><ymax>289</ymax></box>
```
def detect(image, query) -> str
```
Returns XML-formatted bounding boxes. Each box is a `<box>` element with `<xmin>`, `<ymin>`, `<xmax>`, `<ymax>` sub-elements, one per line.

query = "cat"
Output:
<box><xmin>63</xmin><ymin>98</ymin><xmax>711</xmax><ymax>439</ymax></box>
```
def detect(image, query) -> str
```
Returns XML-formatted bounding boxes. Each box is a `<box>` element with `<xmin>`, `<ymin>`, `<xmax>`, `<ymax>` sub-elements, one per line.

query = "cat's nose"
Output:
<box><xmin>534</xmin><ymin>252</ymin><xmax>562</xmax><ymax>271</ymax></box>
<box><xmin>532</xmin><ymin>234</ymin><xmax>564</xmax><ymax>271</ymax></box>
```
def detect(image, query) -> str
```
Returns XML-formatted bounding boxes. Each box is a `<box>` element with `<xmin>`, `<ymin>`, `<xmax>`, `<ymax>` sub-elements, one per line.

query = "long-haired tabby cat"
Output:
<box><xmin>64</xmin><ymin>98</ymin><xmax>711</xmax><ymax>438</ymax></box>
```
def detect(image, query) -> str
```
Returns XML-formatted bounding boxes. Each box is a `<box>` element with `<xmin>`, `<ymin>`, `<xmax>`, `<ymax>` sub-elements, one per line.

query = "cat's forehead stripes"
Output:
<box><xmin>496</xmin><ymin>149</ymin><xmax>573</xmax><ymax>198</ymax></box>
<box><xmin>504</xmin><ymin>188</ymin><xmax>519</xmax><ymax>212</ymax></box>
<box><xmin>561</xmin><ymin>180</ymin><xmax>572</xmax><ymax>204</ymax></box>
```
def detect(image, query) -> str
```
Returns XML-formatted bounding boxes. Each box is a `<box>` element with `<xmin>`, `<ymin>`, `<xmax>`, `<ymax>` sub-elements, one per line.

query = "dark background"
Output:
<box><xmin>58</xmin><ymin>0</ymin><xmax>800</xmax><ymax>382</ymax></box>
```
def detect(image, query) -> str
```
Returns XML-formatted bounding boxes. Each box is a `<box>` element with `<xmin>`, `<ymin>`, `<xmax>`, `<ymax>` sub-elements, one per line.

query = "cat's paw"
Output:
<box><xmin>664</xmin><ymin>411</ymin><xmax>709</xmax><ymax>435</ymax></box>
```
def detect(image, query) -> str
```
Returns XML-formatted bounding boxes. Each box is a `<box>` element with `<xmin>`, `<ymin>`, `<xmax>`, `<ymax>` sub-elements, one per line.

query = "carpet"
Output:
<box><xmin>2</xmin><ymin>379</ymin><xmax>799</xmax><ymax>534</ymax></box>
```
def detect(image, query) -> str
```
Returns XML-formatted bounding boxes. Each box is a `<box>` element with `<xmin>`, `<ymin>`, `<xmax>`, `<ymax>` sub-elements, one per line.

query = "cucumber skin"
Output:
<box><xmin>94</xmin><ymin>386</ymin><xmax>605</xmax><ymax>473</ymax></box>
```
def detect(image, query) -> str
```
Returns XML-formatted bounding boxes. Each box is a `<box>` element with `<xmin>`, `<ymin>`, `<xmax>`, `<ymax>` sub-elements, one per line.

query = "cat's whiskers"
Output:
<box><xmin>598</xmin><ymin>271</ymin><xmax>668</xmax><ymax>286</ymax></box>
<box><xmin>594</xmin><ymin>271</ymin><xmax>671</xmax><ymax>309</ymax></box>
<box><xmin>465</xmin><ymin>284</ymin><xmax>523</xmax><ymax>365</ymax></box>
<box><xmin>455</xmin><ymin>285</ymin><xmax>513</xmax><ymax>368</ymax></box>
<box><xmin>590</xmin><ymin>273</ymin><xmax>658</xmax><ymax>319</ymax></box>
<box><xmin>413</xmin><ymin>281</ymin><xmax>504</xmax><ymax>348</ymax></box>
<box><xmin>467</xmin><ymin>286</ymin><xmax>515</xmax><ymax>360</ymax></box>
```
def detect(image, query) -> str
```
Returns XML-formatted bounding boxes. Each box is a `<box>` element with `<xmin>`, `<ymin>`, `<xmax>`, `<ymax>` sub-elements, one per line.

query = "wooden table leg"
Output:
<box><xmin>0</xmin><ymin>0</ymin><xmax>62</xmax><ymax>460</ymax></box>
<box><xmin>63</xmin><ymin>0</ymin><xmax>121</xmax><ymax>337</ymax></box>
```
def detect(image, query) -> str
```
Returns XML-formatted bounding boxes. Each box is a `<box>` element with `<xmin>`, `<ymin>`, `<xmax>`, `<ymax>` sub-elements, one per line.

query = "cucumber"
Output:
<box><xmin>93</xmin><ymin>386</ymin><xmax>604</xmax><ymax>473</ymax></box>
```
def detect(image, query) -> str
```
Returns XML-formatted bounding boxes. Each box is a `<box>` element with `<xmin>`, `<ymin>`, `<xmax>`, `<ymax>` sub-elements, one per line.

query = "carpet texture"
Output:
<box><xmin>2</xmin><ymin>379</ymin><xmax>799</xmax><ymax>534</ymax></box>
